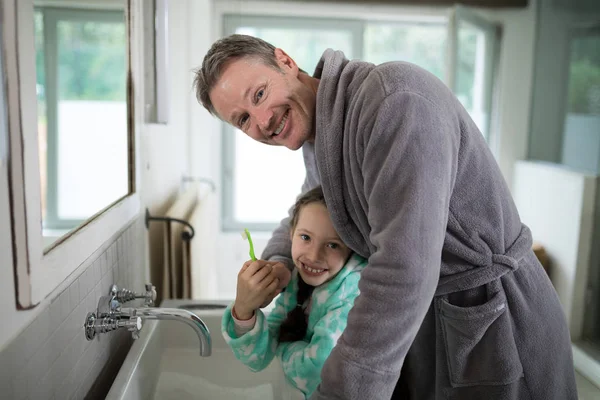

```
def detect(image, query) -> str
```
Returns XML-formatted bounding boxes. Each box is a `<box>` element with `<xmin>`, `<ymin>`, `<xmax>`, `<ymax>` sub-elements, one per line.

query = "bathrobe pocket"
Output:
<box><xmin>438</xmin><ymin>283</ymin><xmax>523</xmax><ymax>387</ymax></box>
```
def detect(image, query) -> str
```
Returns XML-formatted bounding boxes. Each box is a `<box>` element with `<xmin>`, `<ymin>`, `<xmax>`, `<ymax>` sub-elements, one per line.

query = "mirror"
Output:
<box><xmin>34</xmin><ymin>0</ymin><xmax>130</xmax><ymax>250</ymax></box>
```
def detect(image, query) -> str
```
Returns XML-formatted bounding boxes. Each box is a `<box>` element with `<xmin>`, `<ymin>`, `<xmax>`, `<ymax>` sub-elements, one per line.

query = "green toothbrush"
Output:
<box><xmin>242</xmin><ymin>228</ymin><xmax>257</xmax><ymax>261</ymax></box>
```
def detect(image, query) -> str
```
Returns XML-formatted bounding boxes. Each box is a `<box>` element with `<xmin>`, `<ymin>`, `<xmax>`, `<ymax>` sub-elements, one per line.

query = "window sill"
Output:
<box><xmin>573</xmin><ymin>342</ymin><xmax>600</xmax><ymax>390</ymax></box>
<box><xmin>29</xmin><ymin>193</ymin><xmax>140</xmax><ymax>305</ymax></box>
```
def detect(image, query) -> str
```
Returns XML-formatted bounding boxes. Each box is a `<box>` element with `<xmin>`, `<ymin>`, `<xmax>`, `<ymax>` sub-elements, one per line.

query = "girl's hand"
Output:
<box><xmin>259</xmin><ymin>261</ymin><xmax>290</xmax><ymax>308</ymax></box>
<box><xmin>233</xmin><ymin>260</ymin><xmax>279</xmax><ymax>320</ymax></box>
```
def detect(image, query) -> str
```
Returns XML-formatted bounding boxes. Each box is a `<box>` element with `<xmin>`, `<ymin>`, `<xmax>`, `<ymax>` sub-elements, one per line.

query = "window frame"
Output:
<box><xmin>215</xmin><ymin>1</ymin><xmax>500</xmax><ymax>233</ymax></box>
<box><xmin>4</xmin><ymin>0</ymin><xmax>142</xmax><ymax>308</ymax></box>
<box><xmin>449</xmin><ymin>5</ymin><xmax>501</xmax><ymax>142</ymax></box>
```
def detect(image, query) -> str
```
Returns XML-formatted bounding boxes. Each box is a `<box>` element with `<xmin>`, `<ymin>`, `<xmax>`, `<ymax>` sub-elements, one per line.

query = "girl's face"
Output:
<box><xmin>290</xmin><ymin>202</ymin><xmax>351</xmax><ymax>287</ymax></box>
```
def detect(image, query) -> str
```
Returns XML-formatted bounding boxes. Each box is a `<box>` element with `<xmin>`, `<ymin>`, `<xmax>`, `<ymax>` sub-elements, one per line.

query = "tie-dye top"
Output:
<box><xmin>222</xmin><ymin>253</ymin><xmax>366</xmax><ymax>398</ymax></box>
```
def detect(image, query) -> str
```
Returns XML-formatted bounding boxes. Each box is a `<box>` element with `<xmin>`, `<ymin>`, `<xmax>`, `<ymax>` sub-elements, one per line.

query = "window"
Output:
<box><xmin>567</xmin><ymin>28</ymin><xmax>600</xmax><ymax>349</ymax></box>
<box><xmin>560</xmin><ymin>28</ymin><xmax>600</xmax><ymax>174</ymax></box>
<box><xmin>35</xmin><ymin>7</ymin><xmax>129</xmax><ymax>246</ymax></box>
<box><xmin>451</xmin><ymin>7</ymin><xmax>500</xmax><ymax>140</ymax></box>
<box><xmin>6</xmin><ymin>0</ymin><xmax>138</xmax><ymax>308</ymax></box>
<box><xmin>220</xmin><ymin>8</ymin><xmax>500</xmax><ymax>232</ymax></box>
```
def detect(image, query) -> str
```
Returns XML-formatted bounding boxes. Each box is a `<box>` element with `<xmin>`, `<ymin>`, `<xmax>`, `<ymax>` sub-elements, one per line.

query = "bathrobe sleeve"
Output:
<box><xmin>312</xmin><ymin>90</ymin><xmax>457</xmax><ymax>399</ymax></box>
<box><xmin>221</xmin><ymin>288</ymin><xmax>292</xmax><ymax>372</ymax></box>
<box><xmin>277</xmin><ymin>277</ymin><xmax>361</xmax><ymax>398</ymax></box>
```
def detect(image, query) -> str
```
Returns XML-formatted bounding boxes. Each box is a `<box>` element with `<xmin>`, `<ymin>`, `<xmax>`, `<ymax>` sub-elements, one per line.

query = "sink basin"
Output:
<box><xmin>177</xmin><ymin>303</ymin><xmax>228</xmax><ymax>310</ymax></box>
<box><xmin>106</xmin><ymin>299</ymin><xmax>303</xmax><ymax>400</ymax></box>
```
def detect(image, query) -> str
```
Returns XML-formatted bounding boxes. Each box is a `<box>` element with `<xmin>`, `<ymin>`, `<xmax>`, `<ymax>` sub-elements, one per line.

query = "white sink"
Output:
<box><xmin>106</xmin><ymin>300</ymin><xmax>304</xmax><ymax>400</ymax></box>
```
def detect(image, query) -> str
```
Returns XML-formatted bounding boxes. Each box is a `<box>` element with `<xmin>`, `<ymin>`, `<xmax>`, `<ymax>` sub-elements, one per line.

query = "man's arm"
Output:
<box><xmin>312</xmin><ymin>91</ymin><xmax>458</xmax><ymax>399</ymax></box>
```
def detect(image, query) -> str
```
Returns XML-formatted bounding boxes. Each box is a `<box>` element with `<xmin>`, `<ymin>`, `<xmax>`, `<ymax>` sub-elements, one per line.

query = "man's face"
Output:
<box><xmin>209</xmin><ymin>49</ymin><xmax>316</xmax><ymax>150</ymax></box>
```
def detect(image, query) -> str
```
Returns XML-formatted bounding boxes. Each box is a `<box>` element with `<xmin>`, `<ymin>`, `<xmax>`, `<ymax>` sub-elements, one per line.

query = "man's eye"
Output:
<box><xmin>256</xmin><ymin>89</ymin><xmax>264</xmax><ymax>102</ymax></box>
<box><xmin>239</xmin><ymin>114</ymin><xmax>249</xmax><ymax>127</ymax></box>
<box><xmin>300</xmin><ymin>234</ymin><xmax>310</xmax><ymax>241</ymax></box>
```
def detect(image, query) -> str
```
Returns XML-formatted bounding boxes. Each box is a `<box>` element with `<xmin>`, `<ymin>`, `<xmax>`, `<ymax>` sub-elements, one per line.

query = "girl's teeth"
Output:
<box><xmin>303</xmin><ymin>264</ymin><xmax>324</xmax><ymax>273</ymax></box>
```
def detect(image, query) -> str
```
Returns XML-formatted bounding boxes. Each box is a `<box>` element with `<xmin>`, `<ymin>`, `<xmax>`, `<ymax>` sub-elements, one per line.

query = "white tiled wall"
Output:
<box><xmin>0</xmin><ymin>217</ymin><xmax>145</xmax><ymax>400</ymax></box>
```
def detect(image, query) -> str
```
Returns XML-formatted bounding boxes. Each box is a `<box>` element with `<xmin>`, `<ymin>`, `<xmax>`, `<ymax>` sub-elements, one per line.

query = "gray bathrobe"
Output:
<box><xmin>262</xmin><ymin>49</ymin><xmax>577</xmax><ymax>400</ymax></box>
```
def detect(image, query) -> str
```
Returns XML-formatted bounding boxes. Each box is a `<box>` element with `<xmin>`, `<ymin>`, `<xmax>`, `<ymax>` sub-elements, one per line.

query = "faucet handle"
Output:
<box><xmin>112</xmin><ymin>282</ymin><xmax>156</xmax><ymax>306</ymax></box>
<box><xmin>118</xmin><ymin>315</ymin><xmax>143</xmax><ymax>339</ymax></box>
<box><xmin>143</xmin><ymin>283</ymin><xmax>157</xmax><ymax>307</ymax></box>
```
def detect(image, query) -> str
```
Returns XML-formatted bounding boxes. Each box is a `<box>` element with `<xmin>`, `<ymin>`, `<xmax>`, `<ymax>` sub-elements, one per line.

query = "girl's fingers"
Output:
<box><xmin>258</xmin><ymin>272</ymin><xmax>278</xmax><ymax>290</ymax></box>
<box><xmin>250</xmin><ymin>263</ymin><xmax>273</xmax><ymax>284</ymax></box>
<box><xmin>266</xmin><ymin>277</ymin><xmax>280</xmax><ymax>293</ymax></box>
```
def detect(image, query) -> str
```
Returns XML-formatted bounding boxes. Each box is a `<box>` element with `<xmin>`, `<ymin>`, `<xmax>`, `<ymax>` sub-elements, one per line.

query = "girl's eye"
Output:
<box><xmin>327</xmin><ymin>243</ymin><xmax>339</xmax><ymax>249</ymax></box>
<box><xmin>256</xmin><ymin>89</ymin><xmax>264</xmax><ymax>102</ymax></box>
<box><xmin>300</xmin><ymin>234</ymin><xmax>310</xmax><ymax>241</ymax></box>
<box><xmin>239</xmin><ymin>114</ymin><xmax>249</xmax><ymax>127</ymax></box>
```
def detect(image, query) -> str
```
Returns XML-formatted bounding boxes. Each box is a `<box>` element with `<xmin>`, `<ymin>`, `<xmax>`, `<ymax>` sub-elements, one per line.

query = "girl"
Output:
<box><xmin>222</xmin><ymin>186</ymin><xmax>366</xmax><ymax>398</ymax></box>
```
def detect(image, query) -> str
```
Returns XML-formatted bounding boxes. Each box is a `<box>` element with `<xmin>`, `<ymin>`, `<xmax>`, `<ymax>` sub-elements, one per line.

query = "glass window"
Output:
<box><xmin>364</xmin><ymin>22</ymin><xmax>447</xmax><ymax>81</ymax></box>
<box><xmin>560</xmin><ymin>31</ymin><xmax>600</xmax><ymax>174</ymax></box>
<box><xmin>35</xmin><ymin>7</ymin><xmax>128</xmax><ymax>248</ymax></box>
<box><xmin>221</xmin><ymin>13</ymin><xmax>497</xmax><ymax>232</ymax></box>
<box><xmin>222</xmin><ymin>16</ymin><xmax>359</xmax><ymax>231</ymax></box>
<box><xmin>566</xmin><ymin>29</ymin><xmax>600</xmax><ymax>351</ymax></box>
<box><xmin>452</xmin><ymin>9</ymin><xmax>499</xmax><ymax>140</ymax></box>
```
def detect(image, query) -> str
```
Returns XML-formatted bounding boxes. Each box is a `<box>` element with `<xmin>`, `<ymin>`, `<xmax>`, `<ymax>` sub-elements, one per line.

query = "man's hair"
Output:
<box><xmin>192</xmin><ymin>34</ymin><xmax>280</xmax><ymax>117</ymax></box>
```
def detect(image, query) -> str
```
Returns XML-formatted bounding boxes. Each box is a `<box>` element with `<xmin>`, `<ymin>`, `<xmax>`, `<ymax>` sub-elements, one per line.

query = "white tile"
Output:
<box><xmin>49</xmin><ymin>296</ymin><xmax>63</xmax><ymax>336</ymax></box>
<box><xmin>29</xmin><ymin>360</ymin><xmax>56</xmax><ymax>400</ymax></box>
<box><xmin>0</xmin><ymin>353</ymin><xmax>15</xmax><ymax>399</ymax></box>
<box><xmin>65</xmin><ymin>333</ymin><xmax>87</xmax><ymax>373</ymax></box>
<box><xmin>117</xmin><ymin>236</ymin><xmax>123</xmax><ymax>259</ymax></box>
<box><xmin>73</xmin><ymin>342</ymin><xmax>98</xmax><ymax>393</ymax></box>
<box><xmin>45</xmin><ymin>327</ymin><xmax>63</xmax><ymax>369</ymax></box>
<box><xmin>37</xmin><ymin>310</ymin><xmax>52</xmax><ymax>344</ymax></box>
<box><xmin>19</xmin><ymin>320</ymin><xmax>40</xmax><ymax>367</ymax></box>
<box><xmin>91</xmin><ymin>260</ymin><xmax>100</xmax><ymax>288</ymax></box>
<box><xmin>55</xmin><ymin>366</ymin><xmax>77</xmax><ymax>400</ymax></box>
<box><xmin>69</xmin><ymin>279</ymin><xmax>80</xmax><ymax>311</ymax></box>
<box><xmin>101</xmin><ymin>272</ymin><xmax>112</xmax><ymax>296</ymax></box>
<box><xmin>59</xmin><ymin>288</ymin><xmax>72</xmax><ymax>323</ymax></box>
<box><xmin>26</xmin><ymin>336</ymin><xmax>52</xmax><ymax>389</ymax></box>
<box><xmin>100</xmin><ymin>251</ymin><xmax>109</xmax><ymax>277</ymax></box>
<box><xmin>11</xmin><ymin>364</ymin><xmax>28</xmax><ymax>400</ymax></box>
<box><xmin>109</xmin><ymin>243</ymin><xmax>117</xmax><ymax>268</ymax></box>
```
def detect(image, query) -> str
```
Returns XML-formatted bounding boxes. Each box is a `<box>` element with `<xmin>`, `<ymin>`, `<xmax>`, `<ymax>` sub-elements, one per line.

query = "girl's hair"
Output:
<box><xmin>278</xmin><ymin>186</ymin><xmax>326</xmax><ymax>343</ymax></box>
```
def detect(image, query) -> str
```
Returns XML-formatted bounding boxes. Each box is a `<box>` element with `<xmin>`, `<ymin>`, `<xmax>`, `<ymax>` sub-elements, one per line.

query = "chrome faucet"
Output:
<box><xmin>111</xmin><ymin>283</ymin><xmax>157</xmax><ymax>307</ymax></box>
<box><xmin>84</xmin><ymin>283</ymin><xmax>212</xmax><ymax>357</ymax></box>
<box><xmin>118</xmin><ymin>307</ymin><xmax>211</xmax><ymax>356</ymax></box>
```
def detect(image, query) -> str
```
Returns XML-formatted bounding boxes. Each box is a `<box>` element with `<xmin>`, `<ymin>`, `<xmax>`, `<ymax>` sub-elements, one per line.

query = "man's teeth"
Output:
<box><xmin>273</xmin><ymin>112</ymin><xmax>288</xmax><ymax>135</ymax></box>
<box><xmin>303</xmin><ymin>264</ymin><xmax>324</xmax><ymax>274</ymax></box>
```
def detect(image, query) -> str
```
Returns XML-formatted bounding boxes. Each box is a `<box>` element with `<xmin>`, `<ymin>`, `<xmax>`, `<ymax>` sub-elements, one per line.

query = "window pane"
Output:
<box><xmin>55</xmin><ymin>17</ymin><xmax>128</xmax><ymax>221</ymax></box>
<box><xmin>560</xmin><ymin>33</ymin><xmax>600</xmax><ymax>174</ymax></box>
<box><xmin>235</xmin><ymin>27</ymin><xmax>354</xmax><ymax>73</ymax></box>
<box><xmin>364</xmin><ymin>22</ymin><xmax>447</xmax><ymax>81</ymax></box>
<box><xmin>564</xmin><ymin>31</ymin><xmax>600</xmax><ymax>350</ymax></box>
<box><xmin>225</xmin><ymin>23</ymin><xmax>355</xmax><ymax>229</ymax></box>
<box><xmin>35</xmin><ymin>7</ymin><xmax>129</xmax><ymax>248</ymax></box>
<box><xmin>455</xmin><ymin>20</ymin><xmax>493</xmax><ymax>139</ymax></box>
<box><xmin>233</xmin><ymin>130</ymin><xmax>305</xmax><ymax>224</ymax></box>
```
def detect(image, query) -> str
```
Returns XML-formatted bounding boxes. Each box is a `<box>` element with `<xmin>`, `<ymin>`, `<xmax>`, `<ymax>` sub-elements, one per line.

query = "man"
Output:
<box><xmin>193</xmin><ymin>34</ymin><xmax>577</xmax><ymax>399</ymax></box>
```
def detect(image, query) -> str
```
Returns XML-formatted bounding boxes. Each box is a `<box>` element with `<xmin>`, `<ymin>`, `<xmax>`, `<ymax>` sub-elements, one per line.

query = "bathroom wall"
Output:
<box><xmin>142</xmin><ymin>0</ymin><xmax>197</xmax><ymax>301</ymax></box>
<box><xmin>0</xmin><ymin>217</ymin><xmax>145</xmax><ymax>400</ymax></box>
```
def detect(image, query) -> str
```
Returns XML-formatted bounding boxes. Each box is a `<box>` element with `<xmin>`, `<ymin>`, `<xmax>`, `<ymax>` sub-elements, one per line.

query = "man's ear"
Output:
<box><xmin>274</xmin><ymin>48</ymin><xmax>299</xmax><ymax>74</ymax></box>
